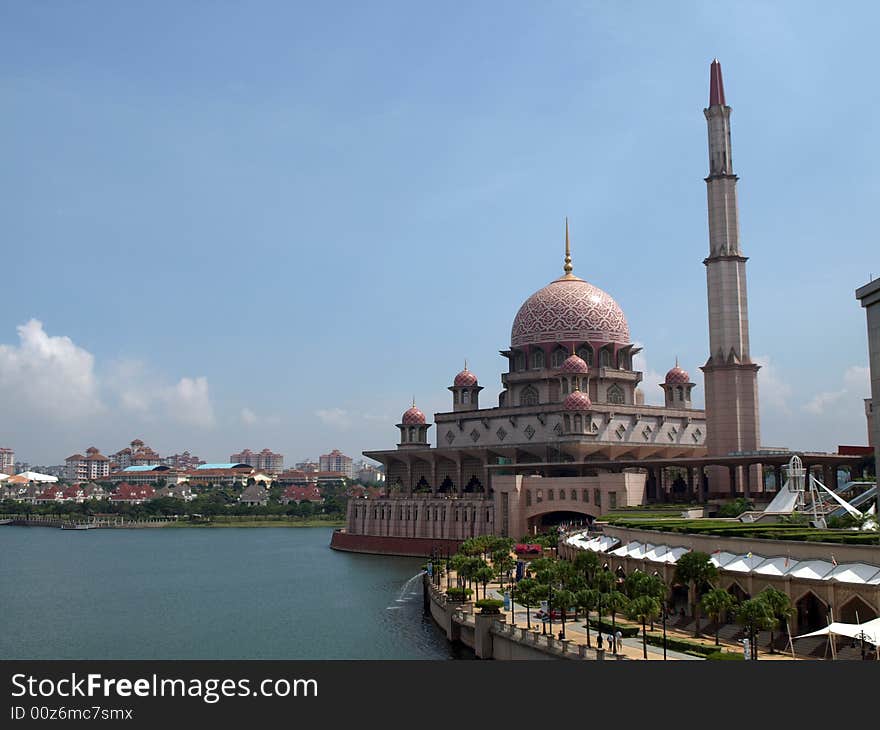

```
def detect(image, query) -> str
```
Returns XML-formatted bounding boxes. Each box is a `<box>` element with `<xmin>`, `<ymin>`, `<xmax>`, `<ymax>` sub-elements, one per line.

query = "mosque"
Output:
<box><xmin>330</xmin><ymin>60</ymin><xmax>860</xmax><ymax>556</ymax></box>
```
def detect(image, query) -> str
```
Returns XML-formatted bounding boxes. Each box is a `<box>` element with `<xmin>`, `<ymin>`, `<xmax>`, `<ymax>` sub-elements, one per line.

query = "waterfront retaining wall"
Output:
<box><xmin>329</xmin><ymin>529</ymin><xmax>463</xmax><ymax>557</ymax></box>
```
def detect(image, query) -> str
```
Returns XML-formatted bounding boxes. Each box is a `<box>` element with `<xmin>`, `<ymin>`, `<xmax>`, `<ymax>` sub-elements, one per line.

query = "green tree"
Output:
<box><xmin>627</xmin><ymin>595</ymin><xmax>661</xmax><ymax>659</ymax></box>
<box><xmin>474</xmin><ymin>565</ymin><xmax>495</xmax><ymax>600</ymax></box>
<box><xmin>736</xmin><ymin>597</ymin><xmax>777</xmax><ymax>660</ymax></box>
<box><xmin>551</xmin><ymin>588</ymin><xmax>575</xmax><ymax>639</ymax></box>
<box><xmin>492</xmin><ymin>550</ymin><xmax>516</xmax><ymax>589</ymax></box>
<box><xmin>673</xmin><ymin>551</ymin><xmax>719</xmax><ymax>637</ymax></box>
<box><xmin>759</xmin><ymin>587</ymin><xmax>793</xmax><ymax>654</ymax></box>
<box><xmin>700</xmin><ymin>588</ymin><xmax>738</xmax><ymax>646</ymax></box>
<box><xmin>573</xmin><ymin>550</ymin><xmax>600</xmax><ymax>587</ymax></box>
<box><xmin>575</xmin><ymin>588</ymin><xmax>601</xmax><ymax>648</ymax></box>
<box><xmin>603</xmin><ymin>590</ymin><xmax>630</xmax><ymax>653</ymax></box>
<box><xmin>511</xmin><ymin>578</ymin><xmax>541</xmax><ymax>630</ymax></box>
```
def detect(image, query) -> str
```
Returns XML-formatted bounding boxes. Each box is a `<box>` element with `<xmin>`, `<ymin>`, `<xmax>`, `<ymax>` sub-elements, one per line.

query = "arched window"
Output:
<box><xmin>536</xmin><ymin>489</ymin><xmax>543</xmax><ymax>503</ymax></box>
<box><xmin>571</xmin><ymin>490</ymin><xmax>577</xmax><ymax>501</ymax></box>
<box><xmin>571</xmin><ymin>377</ymin><xmax>579</xmax><ymax>392</ymax></box>
<box><xmin>619</xmin><ymin>352</ymin><xmax>630</xmax><ymax>370</ymax></box>
<box><xmin>462</xmin><ymin>390</ymin><xmax>470</xmax><ymax>404</ymax></box>
<box><xmin>548</xmin><ymin>489</ymin><xmax>554</xmax><ymax>501</ymax></box>
<box><xmin>577</xmin><ymin>345</ymin><xmax>593</xmax><ymax>366</ymax></box>
<box><xmin>551</xmin><ymin>348</ymin><xmax>567</xmax><ymax>368</ymax></box>
<box><xmin>676</xmin><ymin>386</ymin><xmax>684</xmax><ymax>401</ymax></box>
<box><xmin>564</xmin><ymin>415</ymin><xmax>571</xmax><ymax>431</ymax></box>
<box><xmin>582</xmin><ymin>489</ymin><xmax>589</xmax><ymax>503</ymax></box>
<box><xmin>600</xmin><ymin>349</ymin><xmax>611</xmax><ymax>367</ymax></box>
<box><xmin>574</xmin><ymin>414</ymin><xmax>582</xmax><ymax>432</ymax></box>
<box><xmin>607</xmin><ymin>384</ymin><xmax>625</xmax><ymax>404</ymax></box>
<box><xmin>531</xmin><ymin>349</ymin><xmax>545</xmax><ymax>370</ymax></box>
<box><xmin>409</xmin><ymin>426</ymin><xmax>416</xmax><ymax>441</ymax></box>
<box><xmin>561</xmin><ymin>379</ymin><xmax>569</xmax><ymax>395</ymax></box>
<box><xmin>520</xmin><ymin>385</ymin><xmax>539</xmax><ymax>406</ymax></box>
<box><xmin>581</xmin><ymin>377</ymin><xmax>589</xmax><ymax>392</ymax></box>
<box><xmin>515</xmin><ymin>352</ymin><xmax>526</xmax><ymax>371</ymax></box>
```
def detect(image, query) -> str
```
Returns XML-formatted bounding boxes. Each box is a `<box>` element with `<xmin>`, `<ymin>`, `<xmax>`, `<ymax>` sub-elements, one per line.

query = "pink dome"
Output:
<box><xmin>562</xmin><ymin>390</ymin><xmax>592</xmax><ymax>411</ymax></box>
<box><xmin>511</xmin><ymin>278</ymin><xmax>630</xmax><ymax>348</ymax></box>
<box><xmin>560</xmin><ymin>354</ymin><xmax>589</xmax><ymax>373</ymax></box>
<box><xmin>454</xmin><ymin>369</ymin><xmax>478</xmax><ymax>387</ymax></box>
<box><xmin>401</xmin><ymin>406</ymin><xmax>426</xmax><ymax>425</ymax></box>
<box><xmin>665</xmin><ymin>365</ymin><xmax>690</xmax><ymax>385</ymax></box>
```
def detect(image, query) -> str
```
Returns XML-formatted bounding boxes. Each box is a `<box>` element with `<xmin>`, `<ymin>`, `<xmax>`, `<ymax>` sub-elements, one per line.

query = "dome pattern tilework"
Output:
<box><xmin>401</xmin><ymin>406</ymin><xmax>426</xmax><ymax>425</ymax></box>
<box><xmin>511</xmin><ymin>279</ymin><xmax>630</xmax><ymax>348</ymax></box>
<box><xmin>560</xmin><ymin>354</ymin><xmax>589</xmax><ymax>373</ymax></box>
<box><xmin>664</xmin><ymin>366</ymin><xmax>690</xmax><ymax>385</ymax></box>
<box><xmin>453</xmin><ymin>369</ymin><xmax>478</xmax><ymax>386</ymax></box>
<box><xmin>563</xmin><ymin>390</ymin><xmax>592</xmax><ymax>411</ymax></box>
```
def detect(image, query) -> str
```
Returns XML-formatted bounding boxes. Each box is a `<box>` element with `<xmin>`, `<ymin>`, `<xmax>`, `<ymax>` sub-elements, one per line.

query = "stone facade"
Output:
<box><xmin>856</xmin><ymin>277</ymin><xmax>880</xmax><ymax>516</ymax></box>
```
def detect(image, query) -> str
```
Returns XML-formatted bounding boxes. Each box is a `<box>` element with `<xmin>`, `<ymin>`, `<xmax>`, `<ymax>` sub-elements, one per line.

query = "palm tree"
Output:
<box><xmin>736</xmin><ymin>597</ymin><xmax>777</xmax><ymax>660</ymax></box>
<box><xmin>603</xmin><ymin>591</ymin><xmax>630</xmax><ymax>653</ymax></box>
<box><xmin>673</xmin><ymin>551</ymin><xmax>719</xmax><ymax>637</ymax></box>
<box><xmin>474</xmin><ymin>565</ymin><xmax>495</xmax><ymax>600</ymax></box>
<box><xmin>627</xmin><ymin>595</ymin><xmax>661</xmax><ymax>659</ymax></box>
<box><xmin>492</xmin><ymin>550</ymin><xmax>515</xmax><ymax>590</ymax></box>
<box><xmin>575</xmin><ymin>588</ymin><xmax>600</xmax><ymax>647</ymax></box>
<box><xmin>512</xmin><ymin>578</ymin><xmax>540</xmax><ymax>630</ymax></box>
<box><xmin>700</xmin><ymin>588</ymin><xmax>738</xmax><ymax>646</ymax></box>
<box><xmin>759</xmin><ymin>587</ymin><xmax>793</xmax><ymax>654</ymax></box>
<box><xmin>573</xmin><ymin>550</ymin><xmax>600</xmax><ymax>587</ymax></box>
<box><xmin>551</xmin><ymin>588</ymin><xmax>574</xmax><ymax>639</ymax></box>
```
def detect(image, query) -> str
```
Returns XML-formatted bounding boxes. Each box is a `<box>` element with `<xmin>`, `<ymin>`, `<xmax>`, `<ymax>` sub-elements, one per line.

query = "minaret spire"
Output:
<box><xmin>563</xmin><ymin>216</ymin><xmax>573</xmax><ymax>276</ymax></box>
<box><xmin>701</xmin><ymin>58</ymin><xmax>761</xmax><ymax>495</ymax></box>
<box><xmin>709</xmin><ymin>58</ymin><xmax>726</xmax><ymax>106</ymax></box>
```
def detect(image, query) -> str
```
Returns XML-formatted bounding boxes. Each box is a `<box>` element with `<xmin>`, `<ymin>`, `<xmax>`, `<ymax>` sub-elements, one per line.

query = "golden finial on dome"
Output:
<box><xmin>563</xmin><ymin>217</ymin><xmax>573</xmax><ymax>276</ymax></box>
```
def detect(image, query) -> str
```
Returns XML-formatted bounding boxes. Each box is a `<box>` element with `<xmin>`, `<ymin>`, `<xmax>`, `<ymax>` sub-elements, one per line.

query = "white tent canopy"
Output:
<box><xmin>16</xmin><ymin>471</ymin><xmax>58</xmax><ymax>483</ymax></box>
<box><xmin>795</xmin><ymin>618</ymin><xmax>880</xmax><ymax>647</ymax></box>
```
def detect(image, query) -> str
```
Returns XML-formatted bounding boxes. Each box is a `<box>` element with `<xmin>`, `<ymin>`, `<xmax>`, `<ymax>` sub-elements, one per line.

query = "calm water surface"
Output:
<box><xmin>0</xmin><ymin>526</ymin><xmax>470</xmax><ymax>659</ymax></box>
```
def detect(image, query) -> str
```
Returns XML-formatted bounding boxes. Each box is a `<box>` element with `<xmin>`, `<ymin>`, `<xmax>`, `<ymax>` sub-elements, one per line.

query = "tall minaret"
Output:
<box><xmin>700</xmin><ymin>59</ymin><xmax>761</xmax><ymax>496</ymax></box>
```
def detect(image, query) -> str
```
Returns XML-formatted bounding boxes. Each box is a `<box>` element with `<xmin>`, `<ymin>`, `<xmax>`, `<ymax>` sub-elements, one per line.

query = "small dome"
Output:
<box><xmin>454</xmin><ymin>369</ymin><xmax>478</xmax><ymax>387</ymax></box>
<box><xmin>562</xmin><ymin>390</ymin><xmax>592</xmax><ymax>411</ymax></box>
<box><xmin>560</xmin><ymin>354</ymin><xmax>589</xmax><ymax>374</ymax></box>
<box><xmin>401</xmin><ymin>405</ymin><xmax>426</xmax><ymax>425</ymax></box>
<box><xmin>665</xmin><ymin>365</ymin><xmax>690</xmax><ymax>385</ymax></box>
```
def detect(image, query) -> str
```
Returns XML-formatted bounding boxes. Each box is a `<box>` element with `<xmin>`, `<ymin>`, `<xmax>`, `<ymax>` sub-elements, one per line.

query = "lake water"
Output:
<box><xmin>0</xmin><ymin>526</ymin><xmax>470</xmax><ymax>660</ymax></box>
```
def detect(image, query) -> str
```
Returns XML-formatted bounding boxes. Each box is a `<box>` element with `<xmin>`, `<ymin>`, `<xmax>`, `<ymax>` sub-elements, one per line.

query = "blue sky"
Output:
<box><xmin>1</xmin><ymin>1</ymin><xmax>876</xmax><ymax>465</ymax></box>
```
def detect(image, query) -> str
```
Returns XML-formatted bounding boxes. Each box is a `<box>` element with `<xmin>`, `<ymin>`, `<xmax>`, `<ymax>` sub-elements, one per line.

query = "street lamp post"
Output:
<box><xmin>662</xmin><ymin>606</ymin><xmax>667</xmax><ymax>661</ymax></box>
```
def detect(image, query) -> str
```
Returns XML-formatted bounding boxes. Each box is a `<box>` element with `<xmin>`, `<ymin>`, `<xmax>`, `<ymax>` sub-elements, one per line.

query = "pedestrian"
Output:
<box><xmin>597</xmin><ymin>632</ymin><xmax>604</xmax><ymax>650</ymax></box>
<box><xmin>615</xmin><ymin>630</ymin><xmax>623</xmax><ymax>653</ymax></box>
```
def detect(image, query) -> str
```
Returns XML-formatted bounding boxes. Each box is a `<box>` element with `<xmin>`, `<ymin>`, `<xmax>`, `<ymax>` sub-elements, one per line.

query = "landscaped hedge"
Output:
<box><xmin>706</xmin><ymin>650</ymin><xmax>745</xmax><ymax>660</ymax></box>
<box><xmin>475</xmin><ymin>599</ymin><xmax>504</xmax><ymax>614</ymax></box>
<box><xmin>588</xmin><ymin>620</ymin><xmax>640</xmax><ymax>638</ymax></box>
<box><xmin>446</xmin><ymin>587</ymin><xmax>472</xmax><ymax>602</ymax></box>
<box><xmin>643</xmin><ymin>633</ymin><xmax>718</xmax><ymax>656</ymax></box>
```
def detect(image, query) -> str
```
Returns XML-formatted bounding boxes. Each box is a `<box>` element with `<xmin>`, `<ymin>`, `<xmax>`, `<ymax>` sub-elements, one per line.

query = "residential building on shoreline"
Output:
<box><xmin>65</xmin><ymin>447</ymin><xmax>111</xmax><ymax>481</ymax></box>
<box><xmin>230</xmin><ymin>448</ymin><xmax>284</xmax><ymax>474</ymax></box>
<box><xmin>319</xmin><ymin>450</ymin><xmax>353</xmax><ymax>480</ymax></box>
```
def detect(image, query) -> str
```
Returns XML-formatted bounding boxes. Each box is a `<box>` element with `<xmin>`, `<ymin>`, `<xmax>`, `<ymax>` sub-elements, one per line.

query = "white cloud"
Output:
<box><xmin>632</xmin><ymin>344</ymin><xmax>666</xmax><ymax>406</ymax></box>
<box><xmin>803</xmin><ymin>365</ymin><xmax>869</xmax><ymax>416</ymax></box>
<box><xmin>0</xmin><ymin>319</ymin><xmax>102</xmax><ymax>418</ymax></box>
<box><xmin>166</xmin><ymin>377</ymin><xmax>214</xmax><ymax>428</ymax></box>
<box><xmin>241</xmin><ymin>407</ymin><xmax>258</xmax><ymax>425</ymax></box>
<box><xmin>316</xmin><ymin>408</ymin><xmax>352</xmax><ymax>430</ymax></box>
<box><xmin>754</xmin><ymin>354</ymin><xmax>793</xmax><ymax>415</ymax></box>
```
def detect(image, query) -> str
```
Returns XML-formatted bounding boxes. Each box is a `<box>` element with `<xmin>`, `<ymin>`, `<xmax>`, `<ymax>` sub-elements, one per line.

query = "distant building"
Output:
<box><xmin>277</xmin><ymin>469</ymin><xmax>313</xmax><ymax>486</ymax></box>
<box><xmin>295</xmin><ymin>460</ymin><xmax>319</xmax><ymax>474</ymax></box>
<box><xmin>239</xmin><ymin>483</ymin><xmax>269</xmax><ymax>506</ymax></box>
<box><xmin>65</xmin><ymin>447</ymin><xmax>111</xmax><ymax>481</ymax></box>
<box><xmin>0</xmin><ymin>447</ymin><xmax>14</xmax><ymax>473</ymax></box>
<box><xmin>315</xmin><ymin>471</ymin><xmax>347</xmax><ymax>488</ymax></box>
<box><xmin>319</xmin><ymin>450</ymin><xmax>353</xmax><ymax>480</ymax></box>
<box><xmin>161</xmin><ymin>451</ymin><xmax>205</xmax><ymax>470</ymax></box>
<box><xmin>112</xmin><ymin>439</ymin><xmax>161</xmax><ymax>470</ymax></box>
<box><xmin>281</xmin><ymin>485</ymin><xmax>322</xmax><ymax>504</ymax></box>
<box><xmin>229</xmin><ymin>448</ymin><xmax>284</xmax><ymax>474</ymax></box>
<box><xmin>110</xmin><ymin>483</ymin><xmax>156</xmax><ymax>504</ymax></box>
<box><xmin>185</xmin><ymin>463</ymin><xmax>272</xmax><ymax>488</ymax></box>
<box><xmin>107</xmin><ymin>465</ymin><xmax>187</xmax><ymax>486</ymax></box>
<box><xmin>356</xmin><ymin>463</ymin><xmax>386</xmax><ymax>485</ymax></box>
<box><xmin>153</xmin><ymin>483</ymin><xmax>195</xmax><ymax>501</ymax></box>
